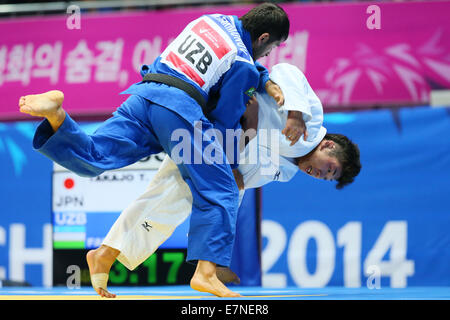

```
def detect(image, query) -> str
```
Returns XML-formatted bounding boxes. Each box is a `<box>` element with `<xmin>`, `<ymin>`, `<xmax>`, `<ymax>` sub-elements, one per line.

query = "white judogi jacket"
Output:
<box><xmin>103</xmin><ymin>63</ymin><xmax>326</xmax><ymax>270</ymax></box>
<box><xmin>239</xmin><ymin>63</ymin><xmax>326</xmax><ymax>189</ymax></box>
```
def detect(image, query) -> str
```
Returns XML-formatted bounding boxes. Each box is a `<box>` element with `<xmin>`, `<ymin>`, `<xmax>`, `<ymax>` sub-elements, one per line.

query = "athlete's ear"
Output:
<box><xmin>257</xmin><ymin>33</ymin><xmax>270</xmax><ymax>45</ymax></box>
<box><xmin>319</xmin><ymin>139</ymin><xmax>335</xmax><ymax>150</ymax></box>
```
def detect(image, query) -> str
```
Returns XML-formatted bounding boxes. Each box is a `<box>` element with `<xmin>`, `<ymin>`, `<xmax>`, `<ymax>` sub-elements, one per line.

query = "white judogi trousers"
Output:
<box><xmin>102</xmin><ymin>155</ymin><xmax>245</xmax><ymax>270</ymax></box>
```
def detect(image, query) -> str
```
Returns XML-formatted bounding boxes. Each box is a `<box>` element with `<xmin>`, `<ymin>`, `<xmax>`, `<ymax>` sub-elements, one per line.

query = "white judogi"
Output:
<box><xmin>239</xmin><ymin>63</ymin><xmax>326</xmax><ymax>189</ymax></box>
<box><xmin>103</xmin><ymin>63</ymin><xmax>326</xmax><ymax>270</ymax></box>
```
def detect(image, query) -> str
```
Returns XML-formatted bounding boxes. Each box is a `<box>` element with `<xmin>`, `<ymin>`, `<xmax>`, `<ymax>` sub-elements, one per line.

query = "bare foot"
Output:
<box><xmin>19</xmin><ymin>90</ymin><xmax>66</xmax><ymax>132</ymax></box>
<box><xmin>216</xmin><ymin>267</ymin><xmax>240</xmax><ymax>285</ymax></box>
<box><xmin>86</xmin><ymin>245</ymin><xmax>120</xmax><ymax>298</ymax></box>
<box><xmin>190</xmin><ymin>260</ymin><xmax>242</xmax><ymax>298</ymax></box>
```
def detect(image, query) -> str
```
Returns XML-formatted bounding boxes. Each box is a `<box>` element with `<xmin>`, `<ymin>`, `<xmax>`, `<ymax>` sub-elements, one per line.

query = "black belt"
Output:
<box><xmin>142</xmin><ymin>73</ymin><xmax>216</xmax><ymax>115</ymax></box>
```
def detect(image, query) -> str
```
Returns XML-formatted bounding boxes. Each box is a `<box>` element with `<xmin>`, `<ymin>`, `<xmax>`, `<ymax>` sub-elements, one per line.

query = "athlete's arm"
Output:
<box><xmin>282</xmin><ymin>110</ymin><xmax>308</xmax><ymax>146</ymax></box>
<box><xmin>255</xmin><ymin>61</ymin><xmax>284</xmax><ymax>106</ymax></box>
<box><xmin>265</xmin><ymin>80</ymin><xmax>284</xmax><ymax>106</ymax></box>
<box><xmin>208</xmin><ymin>62</ymin><xmax>260</xmax><ymax>169</ymax></box>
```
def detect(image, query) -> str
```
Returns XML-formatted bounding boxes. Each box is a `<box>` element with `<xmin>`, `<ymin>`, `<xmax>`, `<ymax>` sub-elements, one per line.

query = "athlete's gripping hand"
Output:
<box><xmin>282</xmin><ymin>111</ymin><xmax>308</xmax><ymax>146</ymax></box>
<box><xmin>265</xmin><ymin>80</ymin><xmax>284</xmax><ymax>106</ymax></box>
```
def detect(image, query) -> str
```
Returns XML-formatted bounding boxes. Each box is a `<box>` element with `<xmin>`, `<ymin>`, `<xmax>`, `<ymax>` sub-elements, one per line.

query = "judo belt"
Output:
<box><xmin>142</xmin><ymin>73</ymin><xmax>216</xmax><ymax>115</ymax></box>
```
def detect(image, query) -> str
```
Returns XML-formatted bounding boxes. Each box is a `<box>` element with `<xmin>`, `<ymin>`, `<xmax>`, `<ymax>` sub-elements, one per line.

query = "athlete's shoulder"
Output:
<box><xmin>231</xmin><ymin>60</ymin><xmax>260</xmax><ymax>81</ymax></box>
<box><xmin>207</xmin><ymin>14</ymin><xmax>254</xmax><ymax>65</ymax></box>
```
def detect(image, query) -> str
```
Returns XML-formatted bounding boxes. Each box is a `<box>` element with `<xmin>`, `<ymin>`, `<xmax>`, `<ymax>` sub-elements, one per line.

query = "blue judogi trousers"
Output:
<box><xmin>34</xmin><ymin>95</ymin><xmax>240</xmax><ymax>267</ymax></box>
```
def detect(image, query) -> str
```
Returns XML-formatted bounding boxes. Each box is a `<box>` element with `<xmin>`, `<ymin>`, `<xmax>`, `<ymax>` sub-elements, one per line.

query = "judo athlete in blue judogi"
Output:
<box><xmin>19</xmin><ymin>3</ymin><xmax>290</xmax><ymax>297</ymax></box>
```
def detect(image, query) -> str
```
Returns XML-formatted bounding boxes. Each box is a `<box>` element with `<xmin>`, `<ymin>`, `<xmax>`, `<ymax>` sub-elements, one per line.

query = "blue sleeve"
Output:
<box><xmin>33</xmin><ymin>114</ymin><xmax>107</xmax><ymax>177</ymax></box>
<box><xmin>208</xmin><ymin>61</ymin><xmax>260</xmax><ymax>169</ymax></box>
<box><xmin>254</xmin><ymin>61</ymin><xmax>270</xmax><ymax>93</ymax></box>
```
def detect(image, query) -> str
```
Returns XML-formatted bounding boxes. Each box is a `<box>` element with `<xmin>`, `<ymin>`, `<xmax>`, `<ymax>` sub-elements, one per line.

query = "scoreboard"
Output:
<box><xmin>52</xmin><ymin>154</ymin><xmax>195</xmax><ymax>286</ymax></box>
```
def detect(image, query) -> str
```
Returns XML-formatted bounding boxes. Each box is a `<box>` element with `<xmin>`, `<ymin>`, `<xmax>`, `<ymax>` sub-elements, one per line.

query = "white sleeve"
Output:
<box><xmin>238</xmin><ymin>190</ymin><xmax>245</xmax><ymax>207</ymax></box>
<box><xmin>239</xmin><ymin>139</ymin><xmax>278</xmax><ymax>190</ymax></box>
<box><xmin>239</xmin><ymin>139</ymin><xmax>297</xmax><ymax>189</ymax></box>
<box><xmin>269</xmin><ymin>63</ymin><xmax>327</xmax><ymax>158</ymax></box>
<box><xmin>269</xmin><ymin>63</ymin><xmax>312</xmax><ymax>122</ymax></box>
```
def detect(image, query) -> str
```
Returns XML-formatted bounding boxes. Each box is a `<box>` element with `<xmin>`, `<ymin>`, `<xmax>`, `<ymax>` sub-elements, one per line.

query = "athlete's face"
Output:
<box><xmin>252</xmin><ymin>33</ymin><xmax>283</xmax><ymax>60</ymax></box>
<box><xmin>297</xmin><ymin>140</ymin><xmax>343</xmax><ymax>182</ymax></box>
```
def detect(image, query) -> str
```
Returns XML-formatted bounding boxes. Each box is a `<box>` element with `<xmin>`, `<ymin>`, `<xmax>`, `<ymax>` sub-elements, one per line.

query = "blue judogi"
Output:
<box><xmin>33</xmin><ymin>14</ymin><xmax>269</xmax><ymax>267</ymax></box>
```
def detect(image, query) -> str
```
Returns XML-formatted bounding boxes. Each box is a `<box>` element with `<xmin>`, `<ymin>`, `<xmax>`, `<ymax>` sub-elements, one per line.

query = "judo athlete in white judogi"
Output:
<box><xmin>97</xmin><ymin>63</ymin><xmax>359</xmax><ymax>296</ymax></box>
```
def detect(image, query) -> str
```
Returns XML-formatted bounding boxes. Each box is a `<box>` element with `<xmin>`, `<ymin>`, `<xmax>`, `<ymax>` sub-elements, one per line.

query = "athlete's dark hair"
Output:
<box><xmin>239</xmin><ymin>2</ymin><xmax>290</xmax><ymax>43</ymax></box>
<box><xmin>325</xmin><ymin>133</ymin><xmax>362</xmax><ymax>190</ymax></box>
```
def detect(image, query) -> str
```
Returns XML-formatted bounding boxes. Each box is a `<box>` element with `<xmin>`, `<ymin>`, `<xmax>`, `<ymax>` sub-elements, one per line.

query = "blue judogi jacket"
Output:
<box><xmin>121</xmin><ymin>14</ymin><xmax>270</xmax><ymax>168</ymax></box>
<box><xmin>34</xmin><ymin>14</ymin><xmax>270</xmax><ymax>175</ymax></box>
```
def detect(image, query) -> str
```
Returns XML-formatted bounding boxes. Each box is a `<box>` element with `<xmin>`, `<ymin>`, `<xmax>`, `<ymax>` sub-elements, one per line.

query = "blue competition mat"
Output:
<box><xmin>0</xmin><ymin>286</ymin><xmax>449</xmax><ymax>300</ymax></box>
